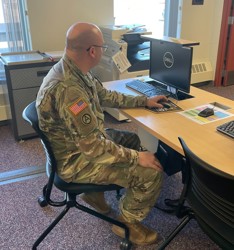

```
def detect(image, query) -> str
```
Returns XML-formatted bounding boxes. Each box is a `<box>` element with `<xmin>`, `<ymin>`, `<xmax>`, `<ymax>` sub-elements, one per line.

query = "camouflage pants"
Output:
<box><xmin>81</xmin><ymin>128</ymin><xmax>163</xmax><ymax>222</ymax></box>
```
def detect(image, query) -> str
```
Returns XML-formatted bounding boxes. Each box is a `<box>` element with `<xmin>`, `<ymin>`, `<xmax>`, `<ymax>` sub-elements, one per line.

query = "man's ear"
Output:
<box><xmin>88</xmin><ymin>47</ymin><xmax>96</xmax><ymax>58</ymax></box>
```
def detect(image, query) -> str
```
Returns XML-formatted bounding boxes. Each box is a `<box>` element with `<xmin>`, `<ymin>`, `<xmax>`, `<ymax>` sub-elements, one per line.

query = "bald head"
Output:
<box><xmin>64</xmin><ymin>22</ymin><xmax>104</xmax><ymax>74</ymax></box>
<box><xmin>66</xmin><ymin>22</ymin><xmax>102</xmax><ymax>52</ymax></box>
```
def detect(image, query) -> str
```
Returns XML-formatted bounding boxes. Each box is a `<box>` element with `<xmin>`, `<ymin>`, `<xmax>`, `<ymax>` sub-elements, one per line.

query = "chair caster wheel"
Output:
<box><xmin>120</xmin><ymin>239</ymin><xmax>131</xmax><ymax>250</ymax></box>
<box><xmin>38</xmin><ymin>196</ymin><xmax>48</xmax><ymax>207</ymax></box>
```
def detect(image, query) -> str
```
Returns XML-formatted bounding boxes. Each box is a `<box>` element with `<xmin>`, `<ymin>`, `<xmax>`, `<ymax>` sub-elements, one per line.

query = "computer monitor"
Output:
<box><xmin>149</xmin><ymin>39</ymin><xmax>193</xmax><ymax>98</ymax></box>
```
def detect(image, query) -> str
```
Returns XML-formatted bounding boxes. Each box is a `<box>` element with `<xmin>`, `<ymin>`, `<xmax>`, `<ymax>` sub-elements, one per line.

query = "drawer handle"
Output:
<box><xmin>37</xmin><ymin>70</ymin><xmax>49</xmax><ymax>77</ymax></box>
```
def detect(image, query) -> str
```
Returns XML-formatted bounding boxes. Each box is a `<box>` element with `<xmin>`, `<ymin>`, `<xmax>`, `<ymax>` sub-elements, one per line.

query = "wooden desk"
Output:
<box><xmin>104</xmin><ymin>78</ymin><xmax>234</xmax><ymax>176</ymax></box>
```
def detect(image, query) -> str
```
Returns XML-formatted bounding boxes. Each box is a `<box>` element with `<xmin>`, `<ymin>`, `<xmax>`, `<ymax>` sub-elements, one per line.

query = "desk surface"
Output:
<box><xmin>104</xmin><ymin>78</ymin><xmax>234</xmax><ymax>176</ymax></box>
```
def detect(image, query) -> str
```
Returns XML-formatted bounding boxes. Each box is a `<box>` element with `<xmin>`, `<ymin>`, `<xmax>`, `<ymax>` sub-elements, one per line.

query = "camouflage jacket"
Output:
<box><xmin>36</xmin><ymin>54</ymin><xmax>148</xmax><ymax>182</ymax></box>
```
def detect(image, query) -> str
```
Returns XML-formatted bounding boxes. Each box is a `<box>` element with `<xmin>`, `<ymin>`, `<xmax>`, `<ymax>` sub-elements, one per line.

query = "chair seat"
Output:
<box><xmin>54</xmin><ymin>173</ymin><xmax>122</xmax><ymax>194</ymax></box>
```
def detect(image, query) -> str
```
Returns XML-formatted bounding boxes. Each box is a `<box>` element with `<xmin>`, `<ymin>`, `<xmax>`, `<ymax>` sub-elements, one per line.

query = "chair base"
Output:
<box><xmin>33</xmin><ymin>193</ymin><xmax>131</xmax><ymax>250</ymax></box>
<box><xmin>157</xmin><ymin>212</ymin><xmax>194</xmax><ymax>250</ymax></box>
<box><xmin>155</xmin><ymin>198</ymin><xmax>180</xmax><ymax>214</ymax></box>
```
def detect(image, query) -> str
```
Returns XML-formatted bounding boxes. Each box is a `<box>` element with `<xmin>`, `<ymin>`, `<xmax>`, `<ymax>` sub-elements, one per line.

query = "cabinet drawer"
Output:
<box><xmin>12</xmin><ymin>87</ymin><xmax>39</xmax><ymax>139</ymax></box>
<box><xmin>9</xmin><ymin>65</ymin><xmax>53</xmax><ymax>89</ymax></box>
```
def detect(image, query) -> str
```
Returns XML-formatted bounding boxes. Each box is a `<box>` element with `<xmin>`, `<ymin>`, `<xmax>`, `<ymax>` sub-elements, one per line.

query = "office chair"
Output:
<box><xmin>22</xmin><ymin>101</ymin><xmax>131</xmax><ymax>250</ymax></box>
<box><xmin>157</xmin><ymin>137</ymin><xmax>234</xmax><ymax>250</ymax></box>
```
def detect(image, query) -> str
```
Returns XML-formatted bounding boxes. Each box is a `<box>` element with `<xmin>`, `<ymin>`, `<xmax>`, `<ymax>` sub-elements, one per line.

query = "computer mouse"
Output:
<box><xmin>159</xmin><ymin>101</ymin><xmax>171</xmax><ymax>109</ymax></box>
<box><xmin>198</xmin><ymin>108</ymin><xmax>214</xmax><ymax>117</ymax></box>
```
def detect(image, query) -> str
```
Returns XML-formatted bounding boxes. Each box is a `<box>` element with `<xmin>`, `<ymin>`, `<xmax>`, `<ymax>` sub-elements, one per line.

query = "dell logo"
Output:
<box><xmin>163</xmin><ymin>52</ymin><xmax>174</xmax><ymax>68</ymax></box>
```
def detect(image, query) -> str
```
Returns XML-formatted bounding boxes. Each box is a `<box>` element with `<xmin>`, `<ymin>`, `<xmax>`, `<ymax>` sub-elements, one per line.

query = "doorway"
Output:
<box><xmin>215</xmin><ymin>0</ymin><xmax>234</xmax><ymax>86</ymax></box>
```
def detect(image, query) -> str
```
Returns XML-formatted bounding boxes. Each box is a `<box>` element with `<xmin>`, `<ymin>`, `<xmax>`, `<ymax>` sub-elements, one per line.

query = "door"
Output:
<box><xmin>223</xmin><ymin>3</ymin><xmax>234</xmax><ymax>85</ymax></box>
<box><xmin>214</xmin><ymin>0</ymin><xmax>234</xmax><ymax>86</ymax></box>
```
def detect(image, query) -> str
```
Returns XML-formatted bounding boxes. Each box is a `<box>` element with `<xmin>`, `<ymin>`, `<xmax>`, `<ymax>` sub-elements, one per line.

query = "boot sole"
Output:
<box><xmin>112</xmin><ymin>225</ymin><xmax>158</xmax><ymax>246</ymax></box>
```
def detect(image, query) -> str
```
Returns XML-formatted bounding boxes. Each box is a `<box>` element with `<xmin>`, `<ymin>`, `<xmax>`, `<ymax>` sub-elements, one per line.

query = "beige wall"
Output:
<box><xmin>180</xmin><ymin>0</ymin><xmax>223</xmax><ymax>73</ymax></box>
<box><xmin>27</xmin><ymin>0</ymin><xmax>223</xmax><ymax>78</ymax></box>
<box><xmin>26</xmin><ymin>0</ymin><xmax>114</xmax><ymax>51</ymax></box>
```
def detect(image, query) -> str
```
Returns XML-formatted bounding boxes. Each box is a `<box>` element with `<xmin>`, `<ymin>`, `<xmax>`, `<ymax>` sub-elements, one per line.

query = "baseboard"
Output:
<box><xmin>0</xmin><ymin>165</ymin><xmax>46</xmax><ymax>185</ymax></box>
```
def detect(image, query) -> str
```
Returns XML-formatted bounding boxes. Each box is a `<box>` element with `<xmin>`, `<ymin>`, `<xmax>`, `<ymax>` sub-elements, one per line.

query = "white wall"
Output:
<box><xmin>180</xmin><ymin>0</ymin><xmax>224</xmax><ymax>77</ymax></box>
<box><xmin>26</xmin><ymin>0</ymin><xmax>114</xmax><ymax>51</ymax></box>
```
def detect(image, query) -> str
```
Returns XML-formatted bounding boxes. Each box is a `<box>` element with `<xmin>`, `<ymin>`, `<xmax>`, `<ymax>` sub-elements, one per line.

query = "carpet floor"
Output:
<box><xmin>0</xmin><ymin>172</ymin><xmax>220</xmax><ymax>250</ymax></box>
<box><xmin>1</xmin><ymin>82</ymin><xmax>232</xmax><ymax>249</ymax></box>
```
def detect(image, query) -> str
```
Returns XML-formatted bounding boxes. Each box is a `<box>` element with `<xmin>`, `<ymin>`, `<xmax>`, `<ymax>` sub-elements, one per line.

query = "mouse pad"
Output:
<box><xmin>145</xmin><ymin>100</ymin><xmax>183</xmax><ymax>113</ymax></box>
<box><xmin>179</xmin><ymin>104</ymin><xmax>234</xmax><ymax>124</ymax></box>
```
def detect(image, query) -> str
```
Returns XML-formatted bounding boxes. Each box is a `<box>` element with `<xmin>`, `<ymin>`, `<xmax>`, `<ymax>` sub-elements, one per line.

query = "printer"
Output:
<box><xmin>92</xmin><ymin>25</ymin><xmax>151</xmax><ymax>121</ymax></box>
<box><xmin>92</xmin><ymin>24</ymin><xmax>151</xmax><ymax>82</ymax></box>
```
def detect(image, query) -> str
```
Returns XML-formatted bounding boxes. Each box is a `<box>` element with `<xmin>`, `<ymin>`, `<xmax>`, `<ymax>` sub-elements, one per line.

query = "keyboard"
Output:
<box><xmin>216</xmin><ymin>120</ymin><xmax>234</xmax><ymax>138</ymax></box>
<box><xmin>126</xmin><ymin>79</ymin><xmax>171</xmax><ymax>97</ymax></box>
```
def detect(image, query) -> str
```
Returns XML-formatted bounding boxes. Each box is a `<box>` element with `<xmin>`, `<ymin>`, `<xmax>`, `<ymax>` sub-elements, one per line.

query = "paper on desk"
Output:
<box><xmin>179</xmin><ymin>104</ymin><xmax>234</xmax><ymax>124</ymax></box>
<box><xmin>112</xmin><ymin>51</ymin><xmax>131</xmax><ymax>73</ymax></box>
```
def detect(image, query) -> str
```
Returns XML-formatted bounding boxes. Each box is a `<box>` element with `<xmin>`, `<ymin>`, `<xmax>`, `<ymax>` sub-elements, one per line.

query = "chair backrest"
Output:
<box><xmin>22</xmin><ymin>101</ymin><xmax>40</xmax><ymax>134</ymax></box>
<box><xmin>22</xmin><ymin>101</ymin><xmax>56</xmax><ymax>186</ymax></box>
<box><xmin>178</xmin><ymin>137</ymin><xmax>234</xmax><ymax>249</ymax></box>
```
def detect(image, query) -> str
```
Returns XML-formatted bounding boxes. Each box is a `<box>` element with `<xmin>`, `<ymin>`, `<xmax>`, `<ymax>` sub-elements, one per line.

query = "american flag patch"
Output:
<box><xmin>69</xmin><ymin>99</ymin><xmax>88</xmax><ymax>115</ymax></box>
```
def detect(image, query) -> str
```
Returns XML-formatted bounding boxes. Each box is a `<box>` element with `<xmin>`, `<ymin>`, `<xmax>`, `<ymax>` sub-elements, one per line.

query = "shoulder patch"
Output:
<box><xmin>69</xmin><ymin>98</ymin><xmax>88</xmax><ymax>115</ymax></box>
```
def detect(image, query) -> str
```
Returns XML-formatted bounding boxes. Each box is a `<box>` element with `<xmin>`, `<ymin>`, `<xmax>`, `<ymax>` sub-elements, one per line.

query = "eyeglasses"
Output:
<box><xmin>86</xmin><ymin>45</ymin><xmax>108</xmax><ymax>52</ymax></box>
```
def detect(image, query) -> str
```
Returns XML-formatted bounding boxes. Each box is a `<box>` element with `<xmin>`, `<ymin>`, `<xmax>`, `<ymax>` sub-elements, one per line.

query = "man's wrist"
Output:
<box><xmin>131</xmin><ymin>150</ymin><xmax>139</xmax><ymax>166</ymax></box>
<box><xmin>145</xmin><ymin>97</ymin><xmax>149</xmax><ymax>107</ymax></box>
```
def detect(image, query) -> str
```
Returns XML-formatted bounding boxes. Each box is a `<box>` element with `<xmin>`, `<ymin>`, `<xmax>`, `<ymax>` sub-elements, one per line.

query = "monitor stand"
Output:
<box><xmin>175</xmin><ymin>90</ymin><xmax>194</xmax><ymax>100</ymax></box>
<box><xmin>166</xmin><ymin>86</ymin><xmax>194</xmax><ymax>100</ymax></box>
<box><xmin>146</xmin><ymin>80</ymin><xmax>194</xmax><ymax>100</ymax></box>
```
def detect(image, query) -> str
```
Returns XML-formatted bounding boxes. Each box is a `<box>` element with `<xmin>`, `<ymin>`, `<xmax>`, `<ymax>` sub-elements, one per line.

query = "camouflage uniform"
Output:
<box><xmin>36</xmin><ymin>54</ymin><xmax>163</xmax><ymax>222</ymax></box>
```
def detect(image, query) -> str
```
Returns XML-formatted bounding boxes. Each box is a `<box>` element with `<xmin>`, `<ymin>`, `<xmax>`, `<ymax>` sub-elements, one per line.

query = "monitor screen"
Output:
<box><xmin>149</xmin><ymin>40</ymin><xmax>193</xmax><ymax>94</ymax></box>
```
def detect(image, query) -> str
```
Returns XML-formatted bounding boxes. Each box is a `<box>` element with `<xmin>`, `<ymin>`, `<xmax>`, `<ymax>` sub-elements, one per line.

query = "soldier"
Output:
<box><xmin>36</xmin><ymin>22</ymin><xmax>168</xmax><ymax>246</ymax></box>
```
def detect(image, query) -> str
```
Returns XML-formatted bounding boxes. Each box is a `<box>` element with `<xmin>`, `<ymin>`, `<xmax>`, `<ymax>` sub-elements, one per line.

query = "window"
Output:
<box><xmin>114</xmin><ymin>0</ymin><xmax>181</xmax><ymax>38</ymax></box>
<box><xmin>114</xmin><ymin>0</ymin><xmax>166</xmax><ymax>37</ymax></box>
<box><xmin>0</xmin><ymin>0</ymin><xmax>31</xmax><ymax>53</ymax></box>
<box><xmin>0</xmin><ymin>0</ymin><xmax>31</xmax><ymax>77</ymax></box>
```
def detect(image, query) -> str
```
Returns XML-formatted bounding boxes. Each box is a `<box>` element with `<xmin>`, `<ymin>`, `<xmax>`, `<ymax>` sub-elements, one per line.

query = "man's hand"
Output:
<box><xmin>138</xmin><ymin>151</ymin><xmax>163</xmax><ymax>171</ymax></box>
<box><xmin>146</xmin><ymin>95</ymin><xmax>168</xmax><ymax>108</ymax></box>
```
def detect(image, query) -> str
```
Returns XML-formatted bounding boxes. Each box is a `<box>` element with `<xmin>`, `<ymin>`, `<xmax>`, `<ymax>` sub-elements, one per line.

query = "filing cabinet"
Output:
<box><xmin>1</xmin><ymin>52</ymin><xmax>58</xmax><ymax>140</ymax></box>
